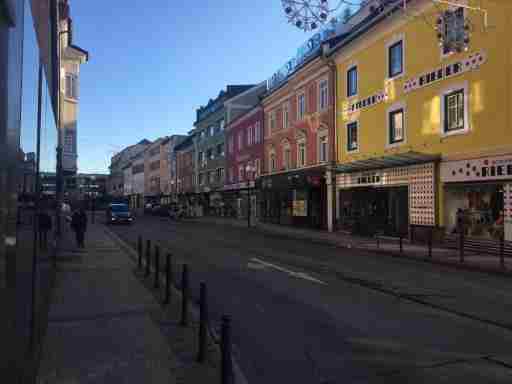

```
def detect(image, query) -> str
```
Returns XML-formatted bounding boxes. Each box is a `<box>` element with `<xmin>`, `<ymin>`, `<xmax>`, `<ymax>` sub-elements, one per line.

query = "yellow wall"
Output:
<box><xmin>335</xmin><ymin>0</ymin><xmax>512</xmax><ymax>165</ymax></box>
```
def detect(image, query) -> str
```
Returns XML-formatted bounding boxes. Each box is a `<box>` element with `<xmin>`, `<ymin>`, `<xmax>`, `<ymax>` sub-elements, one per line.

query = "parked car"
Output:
<box><xmin>106</xmin><ymin>203</ymin><xmax>134</xmax><ymax>224</ymax></box>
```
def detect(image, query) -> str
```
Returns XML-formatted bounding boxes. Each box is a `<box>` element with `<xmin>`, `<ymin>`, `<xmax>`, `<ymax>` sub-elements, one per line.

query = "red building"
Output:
<box><xmin>223</xmin><ymin>106</ymin><xmax>265</xmax><ymax>218</ymax></box>
<box><xmin>260</xmin><ymin>53</ymin><xmax>336</xmax><ymax>229</ymax></box>
<box><xmin>175</xmin><ymin>135</ymin><xmax>196</xmax><ymax>212</ymax></box>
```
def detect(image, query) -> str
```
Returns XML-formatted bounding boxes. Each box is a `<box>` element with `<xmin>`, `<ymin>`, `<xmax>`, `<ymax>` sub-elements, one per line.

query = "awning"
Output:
<box><xmin>335</xmin><ymin>152</ymin><xmax>440</xmax><ymax>173</ymax></box>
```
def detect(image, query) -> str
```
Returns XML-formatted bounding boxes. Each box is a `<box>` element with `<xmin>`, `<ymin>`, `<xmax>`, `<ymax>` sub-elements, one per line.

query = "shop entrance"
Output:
<box><xmin>339</xmin><ymin>186</ymin><xmax>409</xmax><ymax>236</ymax></box>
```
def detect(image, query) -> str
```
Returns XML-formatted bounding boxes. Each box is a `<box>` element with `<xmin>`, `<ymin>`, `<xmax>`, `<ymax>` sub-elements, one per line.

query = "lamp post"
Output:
<box><xmin>245</xmin><ymin>164</ymin><xmax>256</xmax><ymax>228</ymax></box>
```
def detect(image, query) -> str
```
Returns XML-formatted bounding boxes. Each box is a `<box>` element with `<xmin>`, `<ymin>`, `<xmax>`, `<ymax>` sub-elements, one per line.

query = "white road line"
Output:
<box><xmin>250</xmin><ymin>258</ymin><xmax>327</xmax><ymax>285</ymax></box>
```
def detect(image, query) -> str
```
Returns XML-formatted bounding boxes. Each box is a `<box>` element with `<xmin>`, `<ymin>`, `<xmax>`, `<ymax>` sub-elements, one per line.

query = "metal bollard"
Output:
<box><xmin>399</xmin><ymin>235</ymin><xmax>403</xmax><ymax>254</ymax></box>
<box><xmin>221</xmin><ymin>315</ymin><xmax>233</xmax><ymax>384</ymax></box>
<box><xmin>197</xmin><ymin>282</ymin><xmax>208</xmax><ymax>363</ymax></box>
<box><xmin>137</xmin><ymin>236</ymin><xmax>142</xmax><ymax>269</ymax></box>
<box><xmin>180</xmin><ymin>264</ymin><xmax>189</xmax><ymax>327</ymax></box>
<box><xmin>154</xmin><ymin>245</ymin><xmax>160</xmax><ymax>289</ymax></box>
<box><xmin>164</xmin><ymin>253</ymin><xmax>172</xmax><ymax>305</ymax></box>
<box><xmin>459</xmin><ymin>232</ymin><xmax>464</xmax><ymax>263</ymax></box>
<box><xmin>500</xmin><ymin>234</ymin><xmax>505</xmax><ymax>269</ymax></box>
<box><xmin>145</xmin><ymin>239</ymin><xmax>151</xmax><ymax>277</ymax></box>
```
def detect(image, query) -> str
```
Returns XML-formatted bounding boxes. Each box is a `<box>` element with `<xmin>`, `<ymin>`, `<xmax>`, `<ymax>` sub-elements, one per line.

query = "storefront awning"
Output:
<box><xmin>335</xmin><ymin>152</ymin><xmax>440</xmax><ymax>173</ymax></box>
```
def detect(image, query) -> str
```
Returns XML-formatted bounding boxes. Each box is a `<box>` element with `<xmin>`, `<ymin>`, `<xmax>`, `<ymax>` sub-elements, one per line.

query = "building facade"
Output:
<box><xmin>144</xmin><ymin>137</ymin><xmax>166</xmax><ymax>204</ymax></box>
<box><xmin>175</xmin><ymin>135</ymin><xmax>196</xmax><ymax>215</ymax></box>
<box><xmin>224</xmin><ymin>83</ymin><xmax>267</xmax><ymax>219</ymax></box>
<box><xmin>260</xmin><ymin>53</ymin><xmax>336</xmax><ymax>229</ymax></box>
<box><xmin>108</xmin><ymin>139</ymin><xmax>150</xmax><ymax>197</ymax></box>
<box><xmin>130</xmin><ymin>151</ymin><xmax>145</xmax><ymax>211</ymax></box>
<box><xmin>192</xmin><ymin>85</ymin><xmax>254</xmax><ymax>215</ymax></box>
<box><xmin>326</xmin><ymin>0</ymin><xmax>512</xmax><ymax>241</ymax></box>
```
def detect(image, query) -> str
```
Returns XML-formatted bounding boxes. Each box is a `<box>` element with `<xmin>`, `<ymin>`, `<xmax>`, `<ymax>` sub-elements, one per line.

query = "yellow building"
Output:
<box><xmin>325</xmin><ymin>0</ymin><xmax>512</xmax><ymax>241</ymax></box>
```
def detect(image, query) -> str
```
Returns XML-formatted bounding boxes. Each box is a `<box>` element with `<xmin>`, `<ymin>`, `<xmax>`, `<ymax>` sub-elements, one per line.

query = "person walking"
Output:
<box><xmin>38</xmin><ymin>209</ymin><xmax>52</xmax><ymax>250</ymax></box>
<box><xmin>71</xmin><ymin>207</ymin><xmax>88</xmax><ymax>248</ymax></box>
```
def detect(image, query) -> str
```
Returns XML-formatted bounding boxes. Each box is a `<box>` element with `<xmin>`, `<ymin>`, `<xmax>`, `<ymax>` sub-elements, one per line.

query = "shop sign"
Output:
<box><xmin>441</xmin><ymin>155</ymin><xmax>512</xmax><ymax>183</ymax></box>
<box><xmin>293</xmin><ymin>200</ymin><xmax>308</xmax><ymax>217</ymax></box>
<box><xmin>404</xmin><ymin>51</ymin><xmax>486</xmax><ymax>94</ymax></box>
<box><xmin>344</xmin><ymin>90</ymin><xmax>387</xmax><ymax>115</ymax></box>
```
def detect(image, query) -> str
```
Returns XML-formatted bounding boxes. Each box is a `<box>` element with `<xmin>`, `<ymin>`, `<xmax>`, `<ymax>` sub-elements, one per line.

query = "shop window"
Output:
<box><xmin>388</xmin><ymin>40</ymin><xmax>403</xmax><ymax>78</ymax></box>
<box><xmin>319</xmin><ymin>79</ymin><xmax>328</xmax><ymax>110</ymax></box>
<box><xmin>389</xmin><ymin>108</ymin><xmax>405</xmax><ymax>144</ymax></box>
<box><xmin>443</xmin><ymin>88</ymin><xmax>465</xmax><ymax>133</ymax></box>
<box><xmin>347</xmin><ymin>66</ymin><xmax>357</xmax><ymax>97</ymax></box>
<box><xmin>347</xmin><ymin>121</ymin><xmax>359</xmax><ymax>152</ymax></box>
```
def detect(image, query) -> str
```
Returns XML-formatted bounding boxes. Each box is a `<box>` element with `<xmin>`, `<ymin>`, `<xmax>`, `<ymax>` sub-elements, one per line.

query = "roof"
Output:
<box><xmin>174</xmin><ymin>135</ymin><xmax>194</xmax><ymax>151</ymax></box>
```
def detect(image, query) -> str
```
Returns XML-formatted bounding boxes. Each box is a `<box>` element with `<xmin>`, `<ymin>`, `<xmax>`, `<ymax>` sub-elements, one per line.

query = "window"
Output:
<box><xmin>255</xmin><ymin>121</ymin><xmax>261</xmax><ymax>143</ymax></box>
<box><xmin>65</xmin><ymin>73</ymin><xmax>78</xmax><ymax>99</ymax></box>
<box><xmin>283</xmin><ymin>103</ymin><xmax>289</xmax><ymax>129</ymax></box>
<box><xmin>270</xmin><ymin>111</ymin><xmax>276</xmax><ymax>132</ymax></box>
<box><xmin>298</xmin><ymin>93</ymin><xmax>306</xmax><ymax>120</ymax></box>
<box><xmin>255</xmin><ymin>158</ymin><xmax>261</xmax><ymax>176</ymax></box>
<box><xmin>199</xmin><ymin>173</ymin><xmax>204</xmax><ymax>185</ymax></box>
<box><xmin>208</xmin><ymin>126</ymin><xmax>214</xmax><ymax>136</ymax></box>
<box><xmin>239</xmin><ymin>164</ymin><xmax>245</xmax><ymax>181</ymax></box>
<box><xmin>198</xmin><ymin>151</ymin><xmax>205</xmax><ymax>167</ymax></box>
<box><xmin>388</xmin><ymin>40</ymin><xmax>403</xmax><ymax>78</ymax></box>
<box><xmin>200</xmin><ymin>131</ymin><xmax>205</xmax><ymax>139</ymax></box>
<box><xmin>347</xmin><ymin>66</ymin><xmax>357</xmax><ymax>97</ymax></box>
<box><xmin>297</xmin><ymin>140</ymin><xmax>306</xmax><ymax>167</ymax></box>
<box><xmin>217</xmin><ymin>168</ymin><xmax>224</xmax><ymax>183</ymax></box>
<box><xmin>216</xmin><ymin>143</ymin><xmax>224</xmax><ymax>157</ymax></box>
<box><xmin>389</xmin><ymin>108</ymin><xmax>405</xmax><ymax>144</ymax></box>
<box><xmin>442</xmin><ymin>8</ymin><xmax>465</xmax><ymax>55</ymax></box>
<box><xmin>283</xmin><ymin>144</ymin><xmax>292</xmax><ymax>170</ymax></box>
<box><xmin>209</xmin><ymin>171</ymin><xmax>215</xmax><ymax>184</ymax></box>
<box><xmin>319</xmin><ymin>79</ymin><xmax>328</xmax><ymax>110</ymax></box>
<box><xmin>270</xmin><ymin>151</ymin><xmax>276</xmax><ymax>172</ymax></box>
<box><xmin>238</xmin><ymin>131</ymin><xmax>244</xmax><ymax>150</ymax></box>
<box><xmin>444</xmin><ymin>89</ymin><xmax>465</xmax><ymax>132</ymax></box>
<box><xmin>247</xmin><ymin>126</ymin><xmax>253</xmax><ymax>146</ymax></box>
<box><xmin>319</xmin><ymin>135</ymin><xmax>328</xmax><ymax>162</ymax></box>
<box><xmin>207</xmin><ymin>148</ymin><xmax>213</xmax><ymax>160</ymax></box>
<box><xmin>347</xmin><ymin>121</ymin><xmax>359</xmax><ymax>152</ymax></box>
<box><xmin>228</xmin><ymin>135</ymin><xmax>234</xmax><ymax>154</ymax></box>
<box><xmin>219</xmin><ymin>119</ymin><xmax>225</xmax><ymax>131</ymax></box>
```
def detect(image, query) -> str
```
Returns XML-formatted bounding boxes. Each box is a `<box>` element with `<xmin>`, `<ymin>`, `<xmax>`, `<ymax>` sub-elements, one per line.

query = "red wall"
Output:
<box><xmin>225</xmin><ymin>108</ymin><xmax>264</xmax><ymax>185</ymax></box>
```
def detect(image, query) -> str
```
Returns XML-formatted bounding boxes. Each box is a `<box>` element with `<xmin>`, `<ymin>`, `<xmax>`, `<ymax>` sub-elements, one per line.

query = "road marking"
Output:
<box><xmin>250</xmin><ymin>258</ymin><xmax>327</xmax><ymax>285</ymax></box>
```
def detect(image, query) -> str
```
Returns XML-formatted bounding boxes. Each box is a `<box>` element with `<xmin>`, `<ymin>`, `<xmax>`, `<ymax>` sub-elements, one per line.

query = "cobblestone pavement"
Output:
<box><xmin>111</xmin><ymin>215</ymin><xmax>512</xmax><ymax>384</ymax></box>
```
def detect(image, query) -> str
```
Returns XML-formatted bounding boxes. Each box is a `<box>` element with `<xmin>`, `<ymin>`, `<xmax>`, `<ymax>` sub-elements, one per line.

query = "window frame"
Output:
<box><xmin>255</xmin><ymin>121</ymin><xmax>261</xmax><ymax>143</ymax></box>
<box><xmin>386</xmin><ymin>102</ymin><xmax>406</xmax><ymax>147</ymax></box>
<box><xmin>65</xmin><ymin>73</ymin><xmax>79</xmax><ymax>100</ymax></box>
<box><xmin>283</xmin><ymin>103</ymin><xmax>290</xmax><ymax>129</ymax></box>
<box><xmin>346</xmin><ymin>121</ymin><xmax>359</xmax><ymax>153</ymax></box>
<box><xmin>297</xmin><ymin>92</ymin><xmax>306</xmax><ymax>120</ymax></box>
<box><xmin>282</xmin><ymin>141</ymin><xmax>292</xmax><ymax>170</ymax></box>
<box><xmin>297</xmin><ymin>139</ymin><xmax>306</xmax><ymax>168</ymax></box>
<box><xmin>319</xmin><ymin>79</ymin><xmax>329</xmax><ymax>111</ymax></box>
<box><xmin>346</xmin><ymin>66</ymin><xmax>358</xmax><ymax>98</ymax></box>
<box><xmin>441</xmin><ymin>7</ymin><xmax>466</xmax><ymax>57</ymax></box>
<box><xmin>269</xmin><ymin>150</ymin><xmax>277</xmax><ymax>172</ymax></box>
<box><xmin>440</xmin><ymin>82</ymin><xmax>470</xmax><ymax>137</ymax></box>
<box><xmin>318</xmin><ymin>132</ymin><xmax>328</xmax><ymax>163</ymax></box>
<box><xmin>387</xmin><ymin>37</ymin><xmax>404</xmax><ymax>80</ymax></box>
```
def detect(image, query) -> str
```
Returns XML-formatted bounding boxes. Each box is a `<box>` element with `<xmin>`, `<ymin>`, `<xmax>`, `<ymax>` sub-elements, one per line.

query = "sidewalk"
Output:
<box><xmin>193</xmin><ymin>216</ymin><xmax>512</xmax><ymax>276</ymax></box>
<box><xmin>36</xmin><ymin>221</ymin><xmax>219</xmax><ymax>384</ymax></box>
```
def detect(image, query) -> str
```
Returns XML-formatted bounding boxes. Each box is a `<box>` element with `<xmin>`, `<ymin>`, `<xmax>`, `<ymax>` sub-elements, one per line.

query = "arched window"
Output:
<box><xmin>269</xmin><ymin>146</ymin><xmax>276</xmax><ymax>173</ymax></box>
<box><xmin>296</xmin><ymin>130</ymin><xmax>307</xmax><ymax>168</ymax></box>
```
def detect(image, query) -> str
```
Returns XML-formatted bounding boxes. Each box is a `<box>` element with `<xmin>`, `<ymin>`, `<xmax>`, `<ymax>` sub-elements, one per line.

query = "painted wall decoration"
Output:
<box><xmin>336</xmin><ymin>162</ymin><xmax>436</xmax><ymax>226</ymax></box>
<box><xmin>441</xmin><ymin>155</ymin><xmax>512</xmax><ymax>183</ymax></box>
<box><xmin>404</xmin><ymin>51</ymin><xmax>487</xmax><ymax>93</ymax></box>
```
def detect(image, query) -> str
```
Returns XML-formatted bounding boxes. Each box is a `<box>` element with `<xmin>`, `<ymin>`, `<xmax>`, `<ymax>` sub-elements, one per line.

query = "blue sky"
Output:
<box><xmin>22</xmin><ymin>0</ymin><xmax>348</xmax><ymax>173</ymax></box>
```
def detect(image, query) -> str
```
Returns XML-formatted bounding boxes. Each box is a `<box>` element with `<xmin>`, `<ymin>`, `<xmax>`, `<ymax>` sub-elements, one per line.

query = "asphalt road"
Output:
<box><xmin>109</xmin><ymin>215</ymin><xmax>512</xmax><ymax>383</ymax></box>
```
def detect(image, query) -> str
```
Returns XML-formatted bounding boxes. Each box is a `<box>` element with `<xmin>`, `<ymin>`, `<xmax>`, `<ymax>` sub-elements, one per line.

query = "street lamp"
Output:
<box><xmin>245</xmin><ymin>164</ymin><xmax>256</xmax><ymax>228</ymax></box>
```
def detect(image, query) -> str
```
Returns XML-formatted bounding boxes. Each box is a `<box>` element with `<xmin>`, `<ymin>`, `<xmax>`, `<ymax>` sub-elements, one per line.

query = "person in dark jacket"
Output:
<box><xmin>38</xmin><ymin>210</ymin><xmax>52</xmax><ymax>250</ymax></box>
<box><xmin>71</xmin><ymin>207</ymin><xmax>88</xmax><ymax>248</ymax></box>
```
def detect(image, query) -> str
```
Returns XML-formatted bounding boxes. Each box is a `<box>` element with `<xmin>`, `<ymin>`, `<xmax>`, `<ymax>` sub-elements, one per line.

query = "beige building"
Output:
<box><xmin>144</xmin><ymin>137</ymin><xmax>167</xmax><ymax>201</ymax></box>
<box><xmin>58</xmin><ymin>3</ymin><xmax>88</xmax><ymax>175</ymax></box>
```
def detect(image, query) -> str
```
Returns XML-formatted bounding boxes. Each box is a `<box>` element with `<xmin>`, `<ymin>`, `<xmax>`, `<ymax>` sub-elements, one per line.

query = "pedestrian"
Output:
<box><xmin>71</xmin><ymin>206</ymin><xmax>88</xmax><ymax>248</ymax></box>
<box><xmin>38</xmin><ymin>209</ymin><xmax>52</xmax><ymax>250</ymax></box>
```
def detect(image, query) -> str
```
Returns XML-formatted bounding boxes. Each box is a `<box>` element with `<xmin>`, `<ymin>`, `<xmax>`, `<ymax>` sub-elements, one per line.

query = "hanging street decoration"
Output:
<box><xmin>281</xmin><ymin>0</ymin><xmax>348</xmax><ymax>32</ymax></box>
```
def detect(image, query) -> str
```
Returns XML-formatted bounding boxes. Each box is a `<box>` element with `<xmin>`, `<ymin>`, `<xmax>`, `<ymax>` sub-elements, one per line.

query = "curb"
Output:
<box><xmin>198</xmin><ymin>218</ymin><xmax>512</xmax><ymax>279</ymax></box>
<box><xmin>104</xmin><ymin>225</ymin><xmax>249</xmax><ymax>384</ymax></box>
